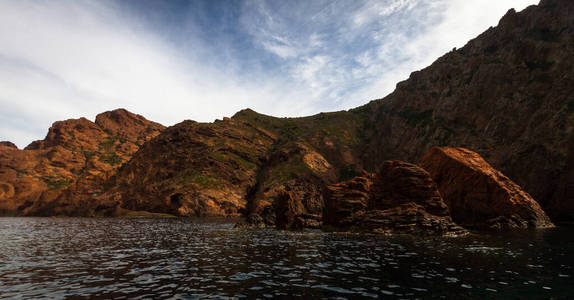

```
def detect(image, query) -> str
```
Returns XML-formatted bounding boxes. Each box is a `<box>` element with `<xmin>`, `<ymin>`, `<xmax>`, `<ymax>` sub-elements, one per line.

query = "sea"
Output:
<box><xmin>0</xmin><ymin>217</ymin><xmax>572</xmax><ymax>299</ymax></box>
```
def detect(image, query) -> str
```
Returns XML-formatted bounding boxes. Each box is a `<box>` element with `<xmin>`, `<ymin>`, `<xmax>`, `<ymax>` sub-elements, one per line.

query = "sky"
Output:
<box><xmin>0</xmin><ymin>0</ymin><xmax>538</xmax><ymax>148</ymax></box>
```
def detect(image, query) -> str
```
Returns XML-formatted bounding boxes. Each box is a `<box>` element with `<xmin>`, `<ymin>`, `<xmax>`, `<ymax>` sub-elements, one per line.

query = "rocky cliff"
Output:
<box><xmin>324</xmin><ymin>161</ymin><xmax>466</xmax><ymax>235</ymax></box>
<box><xmin>97</xmin><ymin>109</ymin><xmax>367</xmax><ymax>218</ymax></box>
<box><xmin>420</xmin><ymin>147</ymin><xmax>554</xmax><ymax>230</ymax></box>
<box><xmin>0</xmin><ymin>109</ymin><xmax>164</xmax><ymax>216</ymax></box>
<box><xmin>0</xmin><ymin>0</ymin><xmax>572</xmax><ymax>225</ymax></box>
<box><xmin>360</xmin><ymin>0</ymin><xmax>574</xmax><ymax>221</ymax></box>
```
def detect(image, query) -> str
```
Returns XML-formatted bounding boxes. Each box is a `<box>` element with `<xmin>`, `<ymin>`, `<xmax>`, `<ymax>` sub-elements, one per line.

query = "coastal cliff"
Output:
<box><xmin>0</xmin><ymin>0</ymin><xmax>571</xmax><ymax>229</ymax></box>
<box><xmin>0</xmin><ymin>109</ymin><xmax>164</xmax><ymax>216</ymax></box>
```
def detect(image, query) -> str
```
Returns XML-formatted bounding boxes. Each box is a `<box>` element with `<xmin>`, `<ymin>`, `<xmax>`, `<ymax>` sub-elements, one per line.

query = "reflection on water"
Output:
<box><xmin>0</xmin><ymin>218</ymin><xmax>572</xmax><ymax>299</ymax></box>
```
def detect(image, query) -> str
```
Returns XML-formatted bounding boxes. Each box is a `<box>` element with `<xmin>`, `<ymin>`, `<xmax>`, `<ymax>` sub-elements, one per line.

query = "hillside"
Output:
<box><xmin>0</xmin><ymin>109</ymin><xmax>164</xmax><ymax>216</ymax></box>
<box><xmin>0</xmin><ymin>0</ymin><xmax>572</xmax><ymax>222</ymax></box>
<box><xmin>360</xmin><ymin>0</ymin><xmax>574</xmax><ymax>220</ymax></box>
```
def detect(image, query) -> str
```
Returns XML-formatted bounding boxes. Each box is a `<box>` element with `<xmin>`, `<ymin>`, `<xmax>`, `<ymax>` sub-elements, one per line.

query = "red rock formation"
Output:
<box><xmin>274</xmin><ymin>189</ymin><xmax>321</xmax><ymax>230</ymax></box>
<box><xmin>371</xmin><ymin>161</ymin><xmax>452</xmax><ymax>217</ymax></box>
<box><xmin>324</xmin><ymin>163</ymin><xmax>465</xmax><ymax>235</ymax></box>
<box><xmin>3</xmin><ymin>0</ymin><xmax>574</xmax><ymax>225</ymax></box>
<box><xmin>420</xmin><ymin>147</ymin><xmax>554</xmax><ymax>230</ymax></box>
<box><xmin>323</xmin><ymin>173</ymin><xmax>373</xmax><ymax>228</ymax></box>
<box><xmin>360</xmin><ymin>0</ymin><xmax>574</xmax><ymax>221</ymax></box>
<box><xmin>101</xmin><ymin>118</ymin><xmax>276</xmax><ymax>217</ymax></box>
<box><xmin>0</xmin><ymin>109</ymin><xmax>164</xmax><ymax>216</ymax></box>
<box><xmin>95</xmin><ymin>108</ymin><xmax>164</xmax><ymax>146</ymax></box>
<box><xmin>0</xmin><ymin>141</ymin><xmax>17</xmax><ymax>149</ymax></box>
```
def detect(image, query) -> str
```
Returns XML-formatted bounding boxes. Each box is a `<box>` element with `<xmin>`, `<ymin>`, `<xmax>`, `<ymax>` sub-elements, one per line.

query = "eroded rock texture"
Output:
<box><xmin>1</xmin><ymin>0</ymin><xmax>572</xmax><ymax>224</ymax></box>
<box><xmin>324</xmin><ymin>162</ymin><xmax>465</xmax><ymax>235</ymax></box>
<box><xmin>0</xmin><ymin>109</ymin><xmax>164</xmax><ymax>216</ymax></box>
<box><xmin>420</xmin><ymin>147</ymin><xmax>554</xmax><ymax>230</ymax></box>
<box><xmin>360</xmin><ymin>0</ymin><xmax>574</xmax><ymax>221</ymax></box>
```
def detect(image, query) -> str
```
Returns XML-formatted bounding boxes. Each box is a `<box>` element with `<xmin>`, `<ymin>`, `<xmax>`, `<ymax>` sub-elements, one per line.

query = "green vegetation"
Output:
<box><xmin>484</xmin><ymin>45</ymin><xmax>498</xmax><ymax>55</ymax></box>
<box><xmin>525</xmin><ymin>60</ymin><xmax>554</xmax><ymax>71</ymax></box>
<box><xmin>15</xmin><ymin>169</ymin><xmax>29</xmax><ymax>178</ymax></box>
<box><xmin>485</xmin><ymin>58</ymin><xmax>502</xmax><ymax>65</ymax></box>
<box><xmin>41</xmin><ymin>177</ymin><xmax>73</xmax><ymax>190</ymax></box>
<box><xmin>234</xmin><ymin>108</ymin><xmax>368</xmax><ymax>148</ymax></box>
<box><xmin>279</xmin><ymin>121</ymin><xmax>301</xmax><ymax>142</ymax></box>
<box><xmin>338</xmin><ymin>166</ymin><xmax>361</xmax><ymax>182</ymax></box>
<box><xmin>526</xmin><ymin>27</ymin><xmax>560</xmax><ymax>42</ymax></box>
<box><xmin>177</xmin><ymin>170</ymin><xmax>222</xmax><ymax>188</ymax></box>
<box><xmin>398</xmin><ymin>108</ymin><xmax>434</xmax><ymax>127</ymax></box>
<box><xmin>96</xmin><ymin>134</ymin><xmax>128</xmax><ymax>166</ymax></box>
<box><xmin>99</xmin><ymin>153</ymin><xmax>122</xmax><ymax>165</ymax></box>
<box><xmin>268</xmin><ymin>158</ymin><xmax>311</xmax><ymax>185</ymax></box>
<box><xmin>99</xmin><ymin>137</ymin><xmax>117</xmax><ymax>152</ymax></box>
<box><xmin>210</xmin><ymin>150</ymin><xmax>257</xmax><ymax>170</ymax></box>
<box><xmin>80</xmin><ymin>150</ymin><xmax>95</xmax><ymax>159</ymax></box>
<box><xmin>533</xmin><ymin>74</ymin><xmax>551</xmax><ymax>84</ymax></box>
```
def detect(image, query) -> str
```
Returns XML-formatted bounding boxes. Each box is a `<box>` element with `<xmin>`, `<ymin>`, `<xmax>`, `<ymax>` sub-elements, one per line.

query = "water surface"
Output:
<box><xmin>0</xmin><ymin>218</ymin><xmax>572</xmax><ymax>299</ymax></box>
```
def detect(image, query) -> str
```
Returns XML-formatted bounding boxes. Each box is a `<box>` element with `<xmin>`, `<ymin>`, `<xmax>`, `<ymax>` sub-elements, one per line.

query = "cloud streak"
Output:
<box><xmin>0</xmin><ymin>0</ymin><xmax>538</xmax><ymax>148</ymax></box>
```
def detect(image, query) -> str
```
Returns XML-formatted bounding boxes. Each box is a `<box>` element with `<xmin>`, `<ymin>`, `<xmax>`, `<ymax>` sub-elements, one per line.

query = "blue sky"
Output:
<box><xmin>0</xmin><ymin>0</ymin><xmax>538</xmax><ymax>148</ymax></box>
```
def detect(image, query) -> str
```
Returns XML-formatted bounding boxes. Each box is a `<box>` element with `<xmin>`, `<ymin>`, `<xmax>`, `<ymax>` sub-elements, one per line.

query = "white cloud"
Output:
<box><xmin>352</xmin><ymin>0</ymin><xmax>418</xmax><ymax>27</ymax></box>
<box><xmin>0</xmin><ymin>0</ymin><xmax>540</xmax><ymax>148</ymax></box>
<box><xmin>261</xmin><ymin>40</ymin><xmax>297</xmax><ymax>59</ymax></box>
<box><xmin>0</xmin><ymin>0</ymin><xmax>314</xmax><ymax>148</ymax></box>
<box><xmin>338</xmin><ymin>0</ymin><xmax>539</xmax><ymax>109</ymax></box>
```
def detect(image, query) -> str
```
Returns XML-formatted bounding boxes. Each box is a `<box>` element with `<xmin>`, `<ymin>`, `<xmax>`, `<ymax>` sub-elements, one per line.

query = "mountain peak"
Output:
<box><xmin>95</xmin><ymin>108</ymin><xmax>165</xmax><ymax>144</ymax></box>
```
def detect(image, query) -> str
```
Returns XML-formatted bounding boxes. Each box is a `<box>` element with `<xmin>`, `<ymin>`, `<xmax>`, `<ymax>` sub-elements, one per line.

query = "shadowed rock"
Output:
<box><xmin>419</xmin><ymin>147</ymin><xmax>554</xmax><ymax>230</ymax></box>
<box><xmin>275</xmin><ymin>185</ymin><xmax>322</xmax><ymax>230</ymax></box>
<box><xmin>361</xmin><ymin>0</ymin><xmax>574</xmax><ymax>221</ymax></box>
<box><xmin>324</xmin><ymin>162</ymin><xmax>465</xmax><ymax>235</ymax></box>
<box><xmin>2</xmin><ymin>0</ymin><xmax>574</xmax><ymax>223</ymax></box>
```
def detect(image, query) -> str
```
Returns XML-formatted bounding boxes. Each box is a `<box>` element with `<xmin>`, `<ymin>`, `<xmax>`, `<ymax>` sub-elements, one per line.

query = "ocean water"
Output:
<box><xmin>0</xmin><ymin>218</ymin><xmax>572</xmax><ymax>299</ymax></box>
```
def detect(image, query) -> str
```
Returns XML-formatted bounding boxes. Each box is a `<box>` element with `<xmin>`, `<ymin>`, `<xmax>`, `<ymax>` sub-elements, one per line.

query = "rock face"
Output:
<box><xmin>323</xmin><ymin>173</ymin><xmax>373</xmax><ymax>228</ymax></box>
<box><xmin>99</xmin><ymin>107</ymin><xmax>366</xmax><ymax>220</ymax></box>
<box><xmin>420</xmin><ymin>147</ymin><xmax>554</xmax><ymax>230</ymax></box>
<box><xmin>95</xmin><ymin>109</ymin><xmax>164</xmax><ymax>146</ymax></box>
<box><xmin>101</xmin><ymin>118</ymin><xmax>276</xmax><ymax>217</ymax></box>
<box><xmin>274</xmin><ymin>189</ymin><xmax>304</xmax><ymax>229</ymax></box>
<box><xmin>0</xmin><ymin>142</ymin><xmax>17</xmax><ymax>149</ymax></box>
<box><xmin>274</xmin><ymin>182</ymin><xmax>323</xmax><ymax>230</ymax></box>
<box><xmin>2</xmin><ymin>0</ymin><xmax>573</xmax><ymax>224</ymax></box>
<box><xmin>0</xmin><ymin>109</ymin><xmax>164</xmax><ymax>216</ymax></box>
<box><xmin>324</xmin><ymin>162</ymin><xmax>465</xmax><ymax>235</ymax></box>
<box><xmin>360</xmin><ymin>0</ymin><xmax>574</xmax><ymax>221</ymax></box>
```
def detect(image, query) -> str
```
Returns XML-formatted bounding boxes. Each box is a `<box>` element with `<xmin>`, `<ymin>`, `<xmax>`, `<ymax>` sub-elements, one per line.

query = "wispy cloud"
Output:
<box><xmin>351</xmin><ymin>0</ymin><xmax>417</xmax><ymax>27</ymax></box>
<box><xmin>0</xmin><ymin>0</ymin><xmax>538</xmax><ymax>148</ymax></box>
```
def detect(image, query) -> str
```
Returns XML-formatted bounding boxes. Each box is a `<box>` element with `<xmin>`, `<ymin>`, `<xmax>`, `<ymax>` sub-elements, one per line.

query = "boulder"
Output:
<box><xmin>324</xmin><ymin>162</ymin><xmax>465</xmax><ymax>235</ymax></box>
<box><xmin>419</xmin><ymin>147</ymin><xmax>554</xmax><ymax>230</ymax></box>
<box><xmin>275</xmin><ymin>188</ymin><xmax>322</xmax><ymax>230</ymax></box>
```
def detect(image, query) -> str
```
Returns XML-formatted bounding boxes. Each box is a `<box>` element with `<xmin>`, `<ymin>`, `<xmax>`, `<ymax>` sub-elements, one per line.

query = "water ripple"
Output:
<box><xmin>0</xmin><ymin>218</ymin><xmax>572</xmax><ymax>299</ymax></box>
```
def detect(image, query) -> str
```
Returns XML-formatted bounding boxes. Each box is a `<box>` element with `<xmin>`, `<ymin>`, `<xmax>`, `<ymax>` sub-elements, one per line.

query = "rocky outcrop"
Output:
<box><xmin>95</xmin><ymin>109</ymin><xmax>164</xmax><ymax>146</ymax></box>
<box><xmin>274</xmin><ymin>188</ymin><xmax>322</xmax><ymax>230</ymax></box>
<box><xmin>2</xmin><ymin>0</ymin><xmax>573</xmax><ymax>225</ymax></box>
<box><xmin>420</xmin><ymin>147</ymin><xmax>554</xmax><ymax>230</ymax></box>
<box><xmin>360</xmin><ymin>0</ymin><xmax>574</xmax><ymax>221</ymax></box>
<box><xmin>0</xmin><ymin>141</ymin><xmax>17</xmax><ymax>149</ymax></box>
<box><xmin>0</xmin><ymin>109</ymin><xmax>164</xmax><ymax>216</ymax></box>
<box><xmin>323</xmin><ymin>173</ymin><xmax>373</xmax><ymax>228</ymax></box>
<box><xmin>100</xmin><ymin>118</ymin><xmax>276</xmax><ymax>217</ymax></box>
<box><xmin>240</xmin><ymin>142</ymin><xmax>334</xmax><ymax>229</ymax></box>
<box><xmin>236</xmin><ymin>0</ymin><xmax>574</xmax><ymax>223</ymax></box>
<box><xmin>324</xmin><ymin>162</ymin><xmax>465</xmax><ymax>235</ymax></box>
